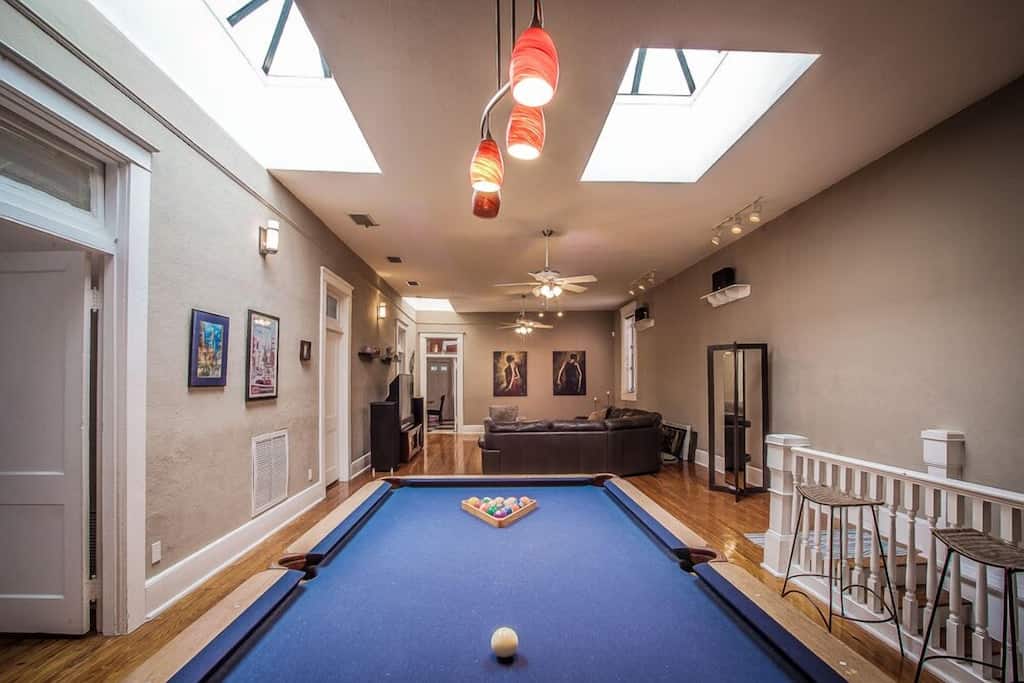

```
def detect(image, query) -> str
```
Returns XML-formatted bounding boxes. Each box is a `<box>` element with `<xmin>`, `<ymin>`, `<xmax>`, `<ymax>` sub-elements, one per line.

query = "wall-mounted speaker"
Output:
<box><xmin>712</xmin><ymin>267</ymin><xmax>736</xmax><ymax>292</ymax></box>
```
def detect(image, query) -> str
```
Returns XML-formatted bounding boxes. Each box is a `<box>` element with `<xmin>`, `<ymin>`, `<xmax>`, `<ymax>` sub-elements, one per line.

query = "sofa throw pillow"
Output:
<box><xmin>489</xmin><ymin>405</ymin><xmax>519</xmax><ymax>423</ymax></box>
<box><xmin>587</xmin><ymin>407</ymin><xmax>609</xmax><ymax>422</ymax></box>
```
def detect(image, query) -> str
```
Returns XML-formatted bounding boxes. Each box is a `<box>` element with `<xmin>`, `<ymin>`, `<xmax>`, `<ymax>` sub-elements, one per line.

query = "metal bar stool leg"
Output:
<box><xmin>915</xmin><ymin>549</ymin><xmax>952</xmax><ymax>682</ymax></box>
<box><xmin>828</xmin><ymin>505</ymin><xmax>835</xmax><ymax>632</ymax></box>
<box><xmin>782</xmin><ymin>493</ymin><xmax>807</xmax><ymax>597</ymax></box>
<box><xmin>1008</xmin><ymin>569</ymin><xmax>1019</xmax><ymax>683</ymax></box>
<box><xmin>871</xmin><ymin>506</ymin><xmax>906</xmax><ymax>659</ymax></box>
<box><xmin>839</xmin><ymin>507</ymin><xmax>847</xmax><ymax>619</ymax></box>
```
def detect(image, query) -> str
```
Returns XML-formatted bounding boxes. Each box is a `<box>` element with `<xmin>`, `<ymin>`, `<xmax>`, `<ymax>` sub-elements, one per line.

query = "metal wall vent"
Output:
<box><xmin>348</xmin><ymin>213</ymin><xmax>379</xmax><ymax>228</ymax></box>
<box><xmin>407</xmin><ymin>280</ymin><xmax>420</xmax><ymax>286</ymax></box>
<box><xmin>252</xmin><ymin>430</ymin><xmax>289</xmax><ymax>516</ymax></box>
<box><xmin>387</xmin><ymin>256</ymin><xmax>403</xmax><ymax>263</ymax></box>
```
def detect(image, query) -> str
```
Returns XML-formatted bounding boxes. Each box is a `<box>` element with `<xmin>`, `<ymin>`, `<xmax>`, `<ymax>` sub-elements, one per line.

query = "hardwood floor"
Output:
<box><xmin>0</xmin><ymin>433</ymin><xmax>929</xmax><ymax>682</ymax></box>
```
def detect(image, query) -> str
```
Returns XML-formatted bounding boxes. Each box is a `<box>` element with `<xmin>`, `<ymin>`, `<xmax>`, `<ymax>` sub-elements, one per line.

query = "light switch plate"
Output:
<box><xmin>151</xmin><ymin>540</ymin><xmax>162</xmax><ymax>565</ymax></box>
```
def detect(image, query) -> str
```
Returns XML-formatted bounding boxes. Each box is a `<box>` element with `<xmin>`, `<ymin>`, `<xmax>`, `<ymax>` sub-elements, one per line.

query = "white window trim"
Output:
<box><xmin>0</xmin><ymin>54</ymin><xmax>155</xmax><ymax>634</ymax></box>
<box><xmin>395</xmin><ymin>318</ymin><xmax>409</xmax><ymax>374</ymax></box>
<box><xmin>620</xmin><ymin>301</ymin><xmax>638</xmax><ymax>402</ymax></box>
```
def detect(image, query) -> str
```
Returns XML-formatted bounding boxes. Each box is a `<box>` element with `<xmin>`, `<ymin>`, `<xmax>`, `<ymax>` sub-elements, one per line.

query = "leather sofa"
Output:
<box><xmin>479</xmin><ymin>408</ymin><xmax>662</xmax><ymax>476</ymax></box>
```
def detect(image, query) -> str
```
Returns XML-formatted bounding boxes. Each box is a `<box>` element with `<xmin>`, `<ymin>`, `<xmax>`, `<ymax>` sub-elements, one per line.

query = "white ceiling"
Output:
<box><xmin>279</xmin><ymin>0</ymin><xmax>1024</xmax><ymax>312</ymax></box>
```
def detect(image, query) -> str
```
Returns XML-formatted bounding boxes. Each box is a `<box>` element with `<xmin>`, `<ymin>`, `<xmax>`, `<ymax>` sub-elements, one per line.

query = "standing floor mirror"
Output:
<box><xmin>707</xmin><ymin>343</ymin><xmax>769</xmax><ymax>500</ymax></box>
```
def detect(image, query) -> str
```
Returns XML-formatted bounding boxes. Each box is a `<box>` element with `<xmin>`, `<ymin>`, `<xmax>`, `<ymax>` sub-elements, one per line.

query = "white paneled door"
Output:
<box><xmin>0</xmin><ymin>251</ymin><xmax>91</xmax><ymax>633</ymax></box>
<box><xmin>323</xmin><ymin>326</ymin><xmax>342</xmax><ymax>484</ymax></box>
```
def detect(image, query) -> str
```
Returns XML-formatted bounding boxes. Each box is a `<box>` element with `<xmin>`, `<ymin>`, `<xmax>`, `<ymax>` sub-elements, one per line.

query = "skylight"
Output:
<box><xmin>209</xmin><ymin>0</ymin><xmax>329</xmax><ymax>78</ymax></box>
<box><xmin>583</xmin><ymin>48</ymin><xmax>819</xmax><ymax>183</ymax></box>
<box><xmin>403</xmin><ymin>297</ymin><xmax>456</xmax><ymax>312</ymax></box>
<box><xmin>88</xmin><ymin>0</ymin><xmax>380</xmax><ymax>173</ymax></box>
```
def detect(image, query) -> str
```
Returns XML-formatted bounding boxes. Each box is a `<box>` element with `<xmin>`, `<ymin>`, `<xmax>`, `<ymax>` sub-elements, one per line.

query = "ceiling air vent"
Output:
<box><xmin>407</xmin><ymin>281</ymin><xmax>420</xmax><ymax>287</ymax></box>
<box><xmin>348</xmin><ymin>213</ymin><xmax>379</xmax><ymax>228</ymax></box>
<box><xmin>387</xmin><ymin>256</ymin><xmax>403</xmax><ymax>263</ymax></box>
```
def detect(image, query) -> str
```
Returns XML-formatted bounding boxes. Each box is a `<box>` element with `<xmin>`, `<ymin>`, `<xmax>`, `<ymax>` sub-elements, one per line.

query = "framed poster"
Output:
<box><xmin>493</xmin><ymin>351</ymin><xmax>527</xmax><ymax>397</ymax></box>
<box><xmin>246</xmin><ymin>309</ymin><xmax>280</xmax><ymax>401</ymax></box>
<box><xmin>189</xmin><ymin>309</ymin><xmax>229</xmax><ymax>387</ymax></box>
<box><xmin>553</xmin><ymin>350</ymin><xmax>586</xmax><ymax>396</ymax></box>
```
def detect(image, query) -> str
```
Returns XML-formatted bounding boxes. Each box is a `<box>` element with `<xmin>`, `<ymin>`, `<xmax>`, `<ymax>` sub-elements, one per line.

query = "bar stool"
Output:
<box><xmin>916</xmin><ymin>528</ymin><xmax>1023</xmax><ymax>682</ymax></box>
<box><xmin>782</xmin><ymin>484</ymin><xmax>906</xmax><ymax>659</ymax></box>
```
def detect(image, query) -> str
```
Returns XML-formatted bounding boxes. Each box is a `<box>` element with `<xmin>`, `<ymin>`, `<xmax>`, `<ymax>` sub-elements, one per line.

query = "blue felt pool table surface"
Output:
<box><xmin>176</xmin><ymin>478</ymin><xmax>846</xmax><ymax>682</ymax></box>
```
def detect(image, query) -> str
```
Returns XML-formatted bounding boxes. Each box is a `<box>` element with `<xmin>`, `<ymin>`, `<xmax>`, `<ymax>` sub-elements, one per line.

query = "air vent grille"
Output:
<box><xmin>387</xmin><ymin>256</ymin><xmax>403</xmax><ymax>263</ymax></box>
<box><xmin>348</xmin><ymin>213</ymin><xmax>379</xmax><ymax>228</ymax></box>
<box><xmin>252</xmin><ymin>430</ymin><xmax>289</xmax><ymax>516</ymax></box>
<box><xmin>407</xmin><ymin>280</ymin><xmax>420</xmax><ymax>286</ymax></box>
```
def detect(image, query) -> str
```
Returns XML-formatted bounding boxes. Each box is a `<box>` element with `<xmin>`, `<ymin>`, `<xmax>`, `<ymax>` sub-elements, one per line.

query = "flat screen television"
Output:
<box><xmin>387</xmin><ymin>373</ymin><xmax>415</xmax><ymax>427</ymax></box>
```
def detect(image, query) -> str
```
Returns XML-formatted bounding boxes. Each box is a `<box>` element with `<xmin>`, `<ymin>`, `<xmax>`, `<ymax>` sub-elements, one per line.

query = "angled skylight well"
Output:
<box><xmin>583</xmin><ymin>48</ymin><xmax>819</xmax><ymax>183</ymax></box>
<box><xmin>403</xmin><ymin>297</ymin><xmax>456</xmax><ymax>313</ymax></box>
<box><xmin>210</xmin><ymin>0</ymin><xmax>330</xmax><ymax>79</ymax></box>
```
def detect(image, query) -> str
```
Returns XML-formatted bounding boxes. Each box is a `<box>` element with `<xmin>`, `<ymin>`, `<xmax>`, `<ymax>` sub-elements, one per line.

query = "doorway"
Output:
<box><xmin>418</xmin><ymin>333</ymin><xmax>464</xmax><ymax>433</ymax></box>
<box><xmin>319</xmin><ymin>268</ymin><xmax>353</xmax><ymax>485</ymax></box>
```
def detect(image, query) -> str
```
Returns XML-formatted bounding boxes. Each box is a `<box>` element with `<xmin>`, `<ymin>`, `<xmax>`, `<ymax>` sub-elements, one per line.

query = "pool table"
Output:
<box><xmin>131</xmin><ymin>475</ymin><xmax>885</xmax><ymax>682</ymax></box>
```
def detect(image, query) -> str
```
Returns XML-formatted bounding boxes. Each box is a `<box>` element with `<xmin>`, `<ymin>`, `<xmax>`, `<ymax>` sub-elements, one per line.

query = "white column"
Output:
<box><xmin>762</xmin><ymin>434</ymin><xmax>811</xmax><ymax>576</ymax></box>
<box><xmin>921</xmin><ymin>429</ymin><xmax>965</xmax><ymax>479</ymax></box>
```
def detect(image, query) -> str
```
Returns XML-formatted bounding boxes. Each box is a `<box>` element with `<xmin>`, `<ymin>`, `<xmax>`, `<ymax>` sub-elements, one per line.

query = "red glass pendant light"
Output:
<box><xmin>472</xmin><ymin>189</ymin><xmax>501</xmax><ymax>218</ymax></box>
<box><xmin>469</xmin><ymin>136</ymin><xmax>504</xmax><ymax>192</ymax></box>
<box><xmin>509</xmin><ymin>10</ymin><xmax>558</xmax><ymax>107</ymax></box>
<box><xmin>506</xmin><ymin>104</ymin><xmax>545</xmax><ymax>160</ymax></box>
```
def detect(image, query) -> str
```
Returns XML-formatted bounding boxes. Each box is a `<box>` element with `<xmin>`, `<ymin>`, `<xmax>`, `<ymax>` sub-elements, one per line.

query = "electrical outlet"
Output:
<box><xmin>307</xmin><ymin>468</ymin><xmax>313</xmax><ymax>481</ymax></box>
<box><xmin>151</xmin><ymin>541</ymin><xmax>162</xmax><ymax>565</ymax></box>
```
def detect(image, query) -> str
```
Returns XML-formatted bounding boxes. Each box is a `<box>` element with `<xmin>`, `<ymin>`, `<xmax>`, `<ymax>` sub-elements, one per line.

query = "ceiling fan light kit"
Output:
<box><xmin>469</xmin><ymin>0</ymin><xmax>559</xmax><ymax>217</ymax></box>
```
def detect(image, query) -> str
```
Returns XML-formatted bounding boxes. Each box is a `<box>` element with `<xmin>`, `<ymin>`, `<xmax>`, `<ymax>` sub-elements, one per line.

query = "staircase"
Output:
<box><xmin>762</xmin><ymin>435</ymin><xmax>1023</xmax><ymax>682</ymax></box>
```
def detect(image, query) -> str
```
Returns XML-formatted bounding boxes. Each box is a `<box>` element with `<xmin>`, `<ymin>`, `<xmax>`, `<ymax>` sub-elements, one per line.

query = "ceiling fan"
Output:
<box><xmin>494</xmin><ymin>229</ymin><xmax>598</xmax><ymax>299</ymax></box>
<box><xmin>498</xmin><ymin>295</ymin><xmax>554</xmax><ymax>335</ymax></box>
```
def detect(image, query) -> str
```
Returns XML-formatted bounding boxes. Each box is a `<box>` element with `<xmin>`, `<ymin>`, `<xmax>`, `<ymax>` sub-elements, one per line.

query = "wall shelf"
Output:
<box><xmin>700</xmin><ymin>284</ymin><xmax>751</xmax><ymax>308</ymax></box>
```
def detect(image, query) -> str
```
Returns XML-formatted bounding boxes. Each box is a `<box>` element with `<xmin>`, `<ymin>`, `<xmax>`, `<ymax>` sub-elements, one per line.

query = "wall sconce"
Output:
<box><xmin>259</xmin><ymin>218</ymin><xmax>280</xmax><ymax>256</ymax></box>
<box><xmin>377</xmin><ymin>302</ymin><xmax>388</xmax><ymax>320</ymax></box>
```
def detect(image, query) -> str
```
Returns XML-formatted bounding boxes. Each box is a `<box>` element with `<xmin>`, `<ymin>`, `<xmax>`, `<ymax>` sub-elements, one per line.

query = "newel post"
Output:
<box><xmin>921</xmin><ymin>429</ymin><xmax>965</xmax><ymax>479</ymax></box>
<box><xmin>762</xmin><ymin>433</ymin><xmax>811</xmax><ymax>576</ymax></box>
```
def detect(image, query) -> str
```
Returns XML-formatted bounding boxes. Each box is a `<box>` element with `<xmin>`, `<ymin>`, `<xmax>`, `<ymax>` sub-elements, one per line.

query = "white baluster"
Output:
<box><xmin>800</xmin><ymin>456</ymin><xmax>812</xmax><ymax>571</ymax></box>
<box><xmin>945</xmin><ymin>493</ymin><xmax>966</xmax><ymax>659</ymax></box>
<box><xmin>885</xmin><ymin>477</ymin><xmax>902</xmax><ymax>621</ymax></box>
<box><xmin>972</xmin><ymin>498</ymin><xmax>993</xmax><ymax>679</ymax></box>
<box><xmin>851</xmin><ymin>469</ymin><xmax>866</xmax><ymax>604</ymax></box>
<box><xmin>903</xmin><ymin>481</ymin><xmax>921</xmax><ymax>633</ymax></box>
<box><xmin>838</xmin><ymin>466</ymin><xmax>852</xmax><ymax>593</ymax></box>
<box><xmin>922</xmin><ymin>487</ymin><xmax>944</xmax><ymax>649</ymax></box>
<box><xmin>867</xmin><ymin>474</ymin><xmax>883</xmax><ymax>612</ymax></box>
<box><xmin>810</xmin><ymin>459</ymin><xmax>823</xmax><ymax>576</ymax></box>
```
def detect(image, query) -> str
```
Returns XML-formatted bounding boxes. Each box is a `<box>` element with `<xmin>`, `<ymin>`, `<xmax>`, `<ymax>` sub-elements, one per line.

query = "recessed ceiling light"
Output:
<box><xmin>387</xmin><ymin>256</ymin><xmax>403</xmax><ymax>263</ymax></box>
<box><xmin>582</xmin><ymin>49</ymin><xmax>819</xmax><ymax>183</ymax></box>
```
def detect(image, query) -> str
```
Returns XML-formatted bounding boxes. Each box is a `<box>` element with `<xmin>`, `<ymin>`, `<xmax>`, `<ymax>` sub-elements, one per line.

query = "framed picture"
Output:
<box><xmin>553</xmin><ymin>350</ymin><xmax>586</xmax><ymax>396</ymax></box>
<box><xmin>189</xmin><ymin>309</ymin><xmax>229</xmax><ymax>387</ymax></box>
<box><xmin>493</xmin><ymin>351</ymin><xmax>527</xmax><ymax>397</ymax></box>
<box><xmin>246</xmin><ymin>309</ymin><xmax>280</xmax><ymax>401</ymax></box>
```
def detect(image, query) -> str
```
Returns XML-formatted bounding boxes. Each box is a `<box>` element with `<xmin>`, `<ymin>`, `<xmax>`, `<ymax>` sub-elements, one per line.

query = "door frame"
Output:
<box><xmin>0</xmin><ymin>54</ymin><xmax>154</xmax><ymax>633</ymax></box>
<box><xmin>418</xmin><ymin>332</ymin><xmax>465</xmax><ymax>433</ymax></box>
<box><xmin>318</xmin><ymin>267</ymin><xmax>353</xmax><ymax>487</ymax></box>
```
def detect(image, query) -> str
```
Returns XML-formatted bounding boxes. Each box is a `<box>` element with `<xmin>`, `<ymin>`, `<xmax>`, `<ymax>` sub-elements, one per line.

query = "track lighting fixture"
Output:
<box><xmin>711</xmin><ymin>228</ymin><xmax>722</xmax><ymax>246</ymax></box>
<box><xmin>556</xmin><ymin>310</ymin><xmax>564</xmax><ymax>318</ymax></box>
<box><xmin>730</xmin><ymin>217</ymin><xmax>743</xmax><ymax>235</ymax></box>
<box><xmin>628</xmin><ymin>288</ymin><xmax>636</xmax><ymax>296</ymax></box>
<box><xmin>748</xmin><ymin>200</ymin><xmax>762</xmax><ymax>223</ymax></box>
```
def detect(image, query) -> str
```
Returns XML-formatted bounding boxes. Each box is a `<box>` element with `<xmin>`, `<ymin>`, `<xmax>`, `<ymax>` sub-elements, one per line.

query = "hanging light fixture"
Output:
<box><xmin>470</xmin><ymin>136</ymin><xmax>504</xmax><ymax>192</ymax></box>
<box><xmin>509</xmin><ymin>1</ymin><xmax>559</xmax><ymax>107</ymax></box>
<box><xmin>506</xmin><ymin>104</ymin><xmax>545</xmax><ymax>160</ymax></box>
<box><xmin>470</xmin><ymin>0</ymin><xmax>557</xmax><ymax>216</ymax></box>
<box><xmin>472</xmin><ymin>189</ymin><xmax>501</xmax><ymax>219</ymax></box>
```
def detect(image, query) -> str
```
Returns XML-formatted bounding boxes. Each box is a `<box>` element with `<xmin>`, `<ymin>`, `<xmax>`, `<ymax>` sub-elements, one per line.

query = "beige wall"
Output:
<box><xmin>0</xmin><ymin>0</ymin><xmax>414</xmax><ymax>576</ymax></box>
<box><xmin>622</xmin><ymin>77</ymin><xmax>1024</xmax><ymax>490</ymax></box>
<box><xmin>417</xmin><ymin>311</ymin><xmax>617</xmax><ymax>425</ymax></box>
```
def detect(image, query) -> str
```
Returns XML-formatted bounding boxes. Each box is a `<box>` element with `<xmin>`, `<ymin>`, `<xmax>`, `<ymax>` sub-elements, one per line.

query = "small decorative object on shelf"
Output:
<box><xmin>461</xmin><ymin>495</ymin><xmax>537</xmax><ymax>528</ymax></box>
<box><xmin>380</xmin><ymin>346</ymin><xmax>395</xmax><ymax>364</ymax></box>
<box><xmin>358</xmin><ymin>345</ymin><xmax>381</xmax><ymax>360</ymax></box>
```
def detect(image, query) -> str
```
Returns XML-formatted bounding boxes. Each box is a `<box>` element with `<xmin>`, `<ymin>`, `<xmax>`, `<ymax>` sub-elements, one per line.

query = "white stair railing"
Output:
<box><xmin>763</xmin><ymin>434</ymin><xmax>1024</xmax><ymax>683</ymax></box>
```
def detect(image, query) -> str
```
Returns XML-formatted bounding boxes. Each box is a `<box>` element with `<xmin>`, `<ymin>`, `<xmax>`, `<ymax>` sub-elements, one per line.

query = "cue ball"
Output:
<box><xmin>491</xmin><ymin>627</ymin><xmax>518</xmax><ymax>658</ymax></box>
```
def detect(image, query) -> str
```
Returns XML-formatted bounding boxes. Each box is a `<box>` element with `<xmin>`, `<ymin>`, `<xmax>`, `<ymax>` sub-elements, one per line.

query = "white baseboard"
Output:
<box><xmin>461</xmin><ymin>424</ymin><xmax>484</xmax><ymax>434</ymax></box>
<box><xmin>144</xmin><ymin>482</ymin><xmax>324</xmax><ymax>618</ymax></box>
<box><xmin>694</xmin><ymin>449</ymin><xmax>764</xmax><ymax>486</ymax></box>
<box><xmin>351</xmin><ymin>452</ymin><xmax>371</xmax><ymax>479</ymax></box>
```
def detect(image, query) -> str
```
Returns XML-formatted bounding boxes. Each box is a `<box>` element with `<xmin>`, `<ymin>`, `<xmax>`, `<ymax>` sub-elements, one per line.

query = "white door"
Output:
<box><xmin>0</xmin><ymin>251</ymin><xmax>90</xmax><ymax>633</ymax></box>
<box><xmin>323</xmin><ymin>327</ymin><xmax>342</xmax><ymax>484</ymax></box>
